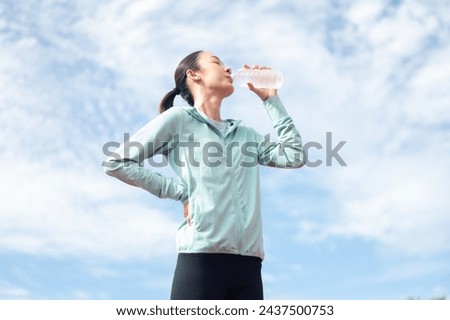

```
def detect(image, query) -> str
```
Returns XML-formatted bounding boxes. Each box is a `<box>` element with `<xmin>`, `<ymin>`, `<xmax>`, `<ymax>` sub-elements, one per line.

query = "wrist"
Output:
<box><xmin>262</xmin><ymin>93</ymin><xmax>278</xmax><ymax>102</ymax></box>
<box><xmin>261</xmin><ymin>90</ymin><xmax>278</xmax><ymax>101</ymax></box>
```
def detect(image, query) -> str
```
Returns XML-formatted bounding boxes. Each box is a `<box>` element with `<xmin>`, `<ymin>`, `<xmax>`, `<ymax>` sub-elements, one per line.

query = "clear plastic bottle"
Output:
<box><xmin>232</xmin><ymin>68</ymin><xmax>284</xmax><ymax>89</ymax></box>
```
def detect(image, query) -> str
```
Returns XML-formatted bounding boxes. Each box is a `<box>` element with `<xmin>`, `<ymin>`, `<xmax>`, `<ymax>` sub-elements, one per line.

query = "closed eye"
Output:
<box><xmin>210</xmin><ymin>56</ymin><xmax>224</xmax><ymax>66</ymax></box>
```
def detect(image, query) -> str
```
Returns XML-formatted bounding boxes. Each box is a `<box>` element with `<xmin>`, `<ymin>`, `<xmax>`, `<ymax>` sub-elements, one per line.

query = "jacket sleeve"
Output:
<box><xmin>103</xmin><ymin>107</ymin><xmax>188</xmax><ymax>203</ymax></box>
<box><xmin>258</xmin><ymin>95</ymin><xmax>305</xmax><ymax>168</ymax></box>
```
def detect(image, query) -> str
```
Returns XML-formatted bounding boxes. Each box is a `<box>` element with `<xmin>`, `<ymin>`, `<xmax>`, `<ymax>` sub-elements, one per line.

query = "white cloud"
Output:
<box><xmin>407</xmin><ymin>49</ymin><xmax>450</xmax><ymax>124</ymax></box>
<box><xmin>368</xmin><ymin>3</ymin><xmax>437</xmax><ymax>57</ymax></box>
<box><xmin>0</xmin><ymin>161</ymin><xmax>179</xmax><ymax>260</ymax></box>
<box><xmin>1</xmin><ymin>0</ymin><xmax>449</xmax><ymax>267</ymax></box>
<box><xmin>327</xmin><ymin>157</ymin><xmax>450</xmax><ymax>255</ymax></box>
<box><xmin>377</xmin><ymin>259</ymin><xmax>448</xmax><ymax>283</ymax></box>
<box><xmin>0</xmin><ymin>281</ymin><xmax>30</xmax><ymax>299</ymax></box>
<box><xmin>347</xmin><ymin>0</ymin><xmax>385</xmax><ymax>26</ymax></box>
<box><xmin>280</xmin><ymin>0</ymin><xmax>450</xmax><ymax>256</ymax></box>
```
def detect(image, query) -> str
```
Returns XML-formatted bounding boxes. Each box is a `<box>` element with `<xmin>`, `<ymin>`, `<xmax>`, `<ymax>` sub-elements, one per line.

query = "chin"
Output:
<box><xmin>224</xmin><ymin>85</ymin><xmax>235</xmax><ymax>97</ymax></box>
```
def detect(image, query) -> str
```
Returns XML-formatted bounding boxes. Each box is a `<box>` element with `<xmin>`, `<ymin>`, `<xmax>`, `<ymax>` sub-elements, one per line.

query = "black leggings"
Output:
<box><xmin>170</xmin><ymin>253</ymin><xmax>263</xmax><ymax>300</ymax></box>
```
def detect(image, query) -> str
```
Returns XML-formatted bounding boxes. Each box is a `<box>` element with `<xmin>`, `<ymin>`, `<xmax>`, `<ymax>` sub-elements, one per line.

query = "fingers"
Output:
<box><xmin>243</xmin><ymin>64</ymin><xmax>272</xmax><ymax>70</ymax></box>
<box><xmin>183</xmin><ymin>202</ymin><xmax>191</xmax><ymax>226</ymax></box>
<box><xmin>247</xmin><ymin>82</ymin><xmax>256</xmax><ymax>91</ymax></box>
<box><xmin>242</xmin><ymin>64</ymin><xmax>276</xmax><ymax>101</ymax></box>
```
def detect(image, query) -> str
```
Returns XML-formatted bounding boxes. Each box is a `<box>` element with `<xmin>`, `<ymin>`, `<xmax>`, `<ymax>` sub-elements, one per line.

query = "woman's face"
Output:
<box><xmin>194</xmin><ymin>51</ymin><xmax>234</xmax><ymax>97</ymax></box>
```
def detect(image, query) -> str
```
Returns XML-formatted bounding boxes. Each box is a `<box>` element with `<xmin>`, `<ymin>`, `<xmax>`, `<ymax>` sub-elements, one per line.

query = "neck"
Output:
<box><xmin>194</xmin><ymin>95</ymin><xmax>223</xmax><ymax>122</ymax></box>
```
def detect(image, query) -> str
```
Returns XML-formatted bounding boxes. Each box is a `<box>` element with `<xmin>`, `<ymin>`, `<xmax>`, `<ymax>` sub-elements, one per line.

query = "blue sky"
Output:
<box><xmin>1</xmin><ymin>0</ymin><xmax>449</xmax><ymax>299</ymax></box>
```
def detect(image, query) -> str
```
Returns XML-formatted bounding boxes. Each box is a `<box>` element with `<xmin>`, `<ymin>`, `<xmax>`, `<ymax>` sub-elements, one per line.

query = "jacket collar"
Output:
<box><xmin>180</xmin><ymin>106</ymin><xmax>241</xmax><ymax>138</ymax></box>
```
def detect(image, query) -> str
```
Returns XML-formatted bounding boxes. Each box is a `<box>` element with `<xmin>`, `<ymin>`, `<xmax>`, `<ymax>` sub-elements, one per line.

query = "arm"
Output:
<box><xmin>245</xmin><ymin>65</ymin><xmax>304</xmax><ymax>168</ymax></box>
<box><xmin>103</xmin><ymin>108</ymin><xmax>188</xmax><ymax>203</ymax></box>
<box><xmin>257</xmin><ymin>95</ymin><xmax>305</xmax><ymax>168</ymax></box>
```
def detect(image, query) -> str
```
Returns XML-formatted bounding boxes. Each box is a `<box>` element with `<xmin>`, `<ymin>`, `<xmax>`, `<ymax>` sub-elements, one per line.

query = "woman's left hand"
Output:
<box><xmin>183</xmin><ymin>202</ymin><xmax>191</xmax><ymax>226</ymax></box>
<box><xmin>243</xmin><ymin>64</ymin><xmax>278</xmax><ymax>101</ymax></box>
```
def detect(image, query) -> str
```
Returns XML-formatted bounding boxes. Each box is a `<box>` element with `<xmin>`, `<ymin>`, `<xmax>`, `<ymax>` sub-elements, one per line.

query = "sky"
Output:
<box><xmin>0</xmin><ymin>0</ymin><xmax>449</xmax><ymax>300</ymax></box>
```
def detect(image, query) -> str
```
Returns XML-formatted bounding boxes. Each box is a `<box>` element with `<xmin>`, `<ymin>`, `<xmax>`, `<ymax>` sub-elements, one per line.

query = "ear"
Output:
<box><xmin>186</xmin><ymin>69</ymin><xmax>201</xmax><ymax>81</ymax></box>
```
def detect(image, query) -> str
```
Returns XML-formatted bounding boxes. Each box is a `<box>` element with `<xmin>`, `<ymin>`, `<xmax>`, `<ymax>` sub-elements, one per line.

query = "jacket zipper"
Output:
<box><xmin>191</xmin><ymin>109</ymin><xmax>244</xmax><ymax>254</ymax></box>
<box><xmin>223</xmin><ymin>133</ymin><xmax>243</xmax><ymax>254</ymax></box>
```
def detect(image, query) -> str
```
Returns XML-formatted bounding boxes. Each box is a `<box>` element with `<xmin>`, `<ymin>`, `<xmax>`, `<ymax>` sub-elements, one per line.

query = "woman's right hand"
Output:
<box><xmin>183</xmin><ymin>202</ymin><xmax>191</xmax><ymax>226</ymax></box>
<box><xmin>243</xmin><ymin>64</ymin><xmax>278</xmax><ymax>101</ymax></box>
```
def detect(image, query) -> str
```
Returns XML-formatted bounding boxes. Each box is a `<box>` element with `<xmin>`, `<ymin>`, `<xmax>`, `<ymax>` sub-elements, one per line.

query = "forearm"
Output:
<box><xmin>104</xmin><ymin>160</ymin><xmax>188</xmax><ymax>202</ymax></box>
<box><xmin>260</xmin><ymin>95</ymin><xmax>305</xmax><ymax>168</ymax></box>
<box><xmin>103</xmin><ymin>107</ymin><xmax>188</xmax><ymax>202</ymax></box>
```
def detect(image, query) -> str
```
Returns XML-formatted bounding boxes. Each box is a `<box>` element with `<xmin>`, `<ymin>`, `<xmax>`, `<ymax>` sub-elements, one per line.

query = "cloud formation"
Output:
<box><xmin>0</xmin><ymin>0</ymin><xmax>449</xmax><ymax>299</ymax></box>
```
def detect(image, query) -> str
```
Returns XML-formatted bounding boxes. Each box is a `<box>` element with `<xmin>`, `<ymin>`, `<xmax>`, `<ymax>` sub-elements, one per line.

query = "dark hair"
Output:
<box><xmin>158</xmin><ymin>50</ymin><xmax>203</xmax><ymax>113</ymax></box>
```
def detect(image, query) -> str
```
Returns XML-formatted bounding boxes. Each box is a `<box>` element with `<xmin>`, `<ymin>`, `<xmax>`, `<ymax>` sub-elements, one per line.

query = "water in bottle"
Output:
<box><xmin>232</xmin><ymin>68</ymin><xmax>283</xmax><ymax>89</ymax></box>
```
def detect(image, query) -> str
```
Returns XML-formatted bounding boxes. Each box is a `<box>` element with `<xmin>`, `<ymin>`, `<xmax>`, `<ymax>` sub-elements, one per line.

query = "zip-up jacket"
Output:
<box><xmin>104</xmin><ymin>95</ymin><xmax>304</xmax><ymax>260</ymax></box>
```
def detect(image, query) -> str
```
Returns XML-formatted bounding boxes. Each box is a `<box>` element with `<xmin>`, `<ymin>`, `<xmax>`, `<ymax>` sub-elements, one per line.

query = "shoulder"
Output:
<box><xmin>161</xmin><ymin>106</ymin><xmax>190</xmax><ymax>118</ymax></box>
<box><xmin>154</xmin><ymin>106</ymin><xmax>192</xmax><ymax>125</ymax></box>
<box><xmin>165</xmin><ymin>106</ymin><xmax>201</xmax><ymax>120</ymax></box>
<box><xmin>137</xmin><ymin>107</ymin><xmax>188</xmax><ymax>135</ymax></box>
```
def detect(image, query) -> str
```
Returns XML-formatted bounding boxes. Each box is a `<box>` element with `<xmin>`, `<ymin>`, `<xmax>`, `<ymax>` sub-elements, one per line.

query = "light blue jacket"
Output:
<box><xmin>104</xmin><ymin>95</ymin><xmax>304</xmax><ymax>260</ymax></box>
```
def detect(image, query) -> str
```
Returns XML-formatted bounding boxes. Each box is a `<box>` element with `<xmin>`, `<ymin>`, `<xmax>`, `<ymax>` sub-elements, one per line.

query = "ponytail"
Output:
<box><xmin>158</xmin><ymin>88</ymin><xmax>180</xmax><ymax>114</ymax></box>
<box><xmin>157</xmin><ymin>50</ymin><xmax>203</xmax><ymax>113</ymax></box>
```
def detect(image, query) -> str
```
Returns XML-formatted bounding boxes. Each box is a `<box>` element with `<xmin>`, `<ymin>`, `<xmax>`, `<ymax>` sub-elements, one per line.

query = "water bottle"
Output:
<box><xmin>232</xmin><ymin>68</ymin><xmax>284</xmax><ymax>89</ymax></box>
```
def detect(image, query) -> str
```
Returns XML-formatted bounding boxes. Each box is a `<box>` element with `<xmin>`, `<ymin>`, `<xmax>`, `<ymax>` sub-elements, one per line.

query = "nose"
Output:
<box><xmin>224</xmin><ymin>66</ymin><xmax>232</xmax><ymax>74</ymax></box>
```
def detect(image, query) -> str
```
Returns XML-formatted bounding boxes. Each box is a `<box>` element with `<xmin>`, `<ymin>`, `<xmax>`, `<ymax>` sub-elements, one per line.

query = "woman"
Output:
<box><xmin>104</xmin><ymin>50</ymin><xmax>304</xmax><ymax>299</ymax></box>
